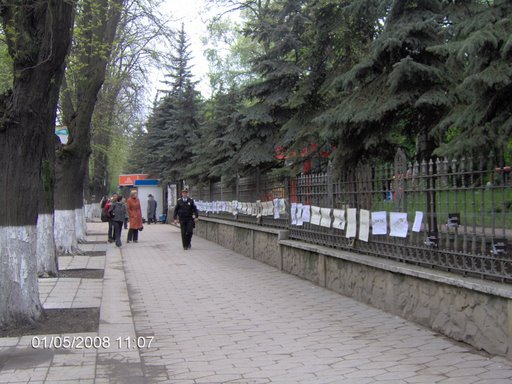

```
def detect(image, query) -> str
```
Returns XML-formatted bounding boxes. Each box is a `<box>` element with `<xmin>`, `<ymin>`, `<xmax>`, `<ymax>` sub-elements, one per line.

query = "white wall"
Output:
<box><xmin>137</xmin><ymin>186</ymin><xmax>164</xmax><ymax>221</ymax></box>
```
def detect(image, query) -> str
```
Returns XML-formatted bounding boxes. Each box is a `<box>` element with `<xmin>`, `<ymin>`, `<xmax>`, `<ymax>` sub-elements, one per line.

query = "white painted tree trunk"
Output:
<box><xmin>85</xmin><ymin>203</ymin><xmax>101</xmax><ymax>222</ymax></box>
<box><xmin>0</xmin><ymin>226</ymin><xmax>42</xmax><ymax>326</ymax></box>
<box><xmin>54</xmin><ymin>210</ymin><xmax>78</xmax><ymax>254</ymax></box>
<box><xmin>75</xmin><ymin>207</ymin><xmax>87</xmax><ymax>243</ymax></box>
<box><xmin>36</xmin><ymin>213</ymin><xmax>58</xmax><ymax>276</ymax></box>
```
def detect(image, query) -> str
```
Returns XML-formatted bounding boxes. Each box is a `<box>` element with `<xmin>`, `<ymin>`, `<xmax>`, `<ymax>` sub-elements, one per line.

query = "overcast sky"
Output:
<box><xmin>154</xmin><ymin>0</ymin><xmax>238</xmax><ymax>98</ymax></box>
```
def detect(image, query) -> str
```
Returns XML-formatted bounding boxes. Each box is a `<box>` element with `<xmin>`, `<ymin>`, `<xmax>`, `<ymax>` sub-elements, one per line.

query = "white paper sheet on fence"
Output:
<box><xmin>266</xmin><ymin>201</ymin><xmax>273</xmax><ymax>216</ymax></box>
<box><xmin>296</xmin><ymin>203</ymin><xmax>304</xmax><ymax>226</ymax></box>
<box><xmin>390</xmin><ymin>212</ymin><xmax>408</xmax><ymax>238</ymax></box>
<box><xmin>252</xmin><ymin>203</ymin><xmax>258</xmax><ymax>216</ymax></box>
<box><xmin>371</xmin><ymin>211</ymin><xmax>387</xmax><ymax>235</ymax></box>
<box><xmin>412</xmin><ymin>211</ymin><xmax>423</xmax><ymax>232</ymax></box>
<box><xmin>320</xmin><ymin>208</ymin><xmax>332</xmax><ymax>228</ymax></box>
<box><xmin>279</xmin><ymin>199</ymin><xmax>286</xmax><ymax>215</ymax></box>
<box><xmin>291</xmin><ymin>203</ymin><xmax>297</xmax><ymax>225</ymax></box>
<box><xmin>273</xmin><ymin>199</ymin><xmax>280</xmax><ymax>219</ymax></box>
<box><xmin>346</xmin><ymin>208</ymin><xmax>357</xmax><ymax>238</ymax></box>
<box><xmin>302</xmin><ymin>205</ymin><xmax>311</xmax><ymax>223</ymax></box>
<box><xmin>359</xmin><ymin>209</ymin><xmax>370</xmax><ymax>242</ymax></box>
<box><xmin>310</xmin><ymin>206</ymin><xmax>322</xmax><ymax>226</ymax></box>
<box><xmin>332</xmin><ymin>209</ymin><xmax>346</xmax><ymax>230</ymax></box>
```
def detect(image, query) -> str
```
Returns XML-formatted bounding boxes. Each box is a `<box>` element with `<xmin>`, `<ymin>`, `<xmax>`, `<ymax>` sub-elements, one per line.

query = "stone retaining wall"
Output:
<box><xmin>195</xmin><ymin>217</ymin><xmax>512</xmax><ymax>359</ymax></box>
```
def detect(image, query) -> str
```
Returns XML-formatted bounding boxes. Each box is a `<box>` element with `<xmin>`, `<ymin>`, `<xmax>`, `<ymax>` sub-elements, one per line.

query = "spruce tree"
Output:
<box><xmin>317</xmin><ymin>0</ymin><xmax>450</xmax><ymax>167</ymax></box>
<box><xmin>231</xmin><ymin>0</ymin><xmax>306</xmax><ymax>173</ymax></box>
<box><xmin>282</xmin><ymin>0</ymin><xmax>389</xmax><ymax>172</ymax></box>
<box><xmin>143</xmin><ymin>24</ymin><xmax>201</xmax><ymax>182</ymax></box>
<box><xmin>434</xmin><ymin>0</ymin><xmax>512</xmax><ymax>159</ymax></box>
<box><xmin>187</xmin><ymin>89</ymin><xmax>244</xmax><ymax>181</ymax></box>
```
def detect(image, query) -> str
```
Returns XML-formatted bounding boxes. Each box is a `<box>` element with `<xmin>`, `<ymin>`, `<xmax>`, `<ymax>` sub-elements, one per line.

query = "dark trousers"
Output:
<box><xmin>108</xmin><ymin>220</ymin><xmax>115</xmax><ymax>241</ymax></box>
<box><xmin>112</xmin><ymin>221</ymin><xmax>123</xmax><ymax>246</ymax></box>
<box><xmin>180</xmin><ymin>219</ymin><xmax>194</xmax><ymax>248</ymax></box>
<box><xmin>127</xmin><ymin>228</ymin><xmax>139</xmax><ymax>242</ymax></box>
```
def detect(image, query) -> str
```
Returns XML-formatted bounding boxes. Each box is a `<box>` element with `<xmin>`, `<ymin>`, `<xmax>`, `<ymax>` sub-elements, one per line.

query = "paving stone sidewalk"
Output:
<box><xmin>122</xmin><ymin>223</ymin><xmax>512</xmax><ymax>384</ymax></box>
<box><xmin>1</xmin><ymin>222</ymin><xmax>512</xmax><ymax>383</ymax></box>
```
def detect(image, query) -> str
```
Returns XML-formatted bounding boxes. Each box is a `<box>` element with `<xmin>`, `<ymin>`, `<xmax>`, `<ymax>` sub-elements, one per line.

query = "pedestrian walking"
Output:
<box><xmin>127</xmin><ymin>190</ymin><xmax>143</xmax><ymax>243</ymax></box>
<box><xmin>104</xmin><ymin>193</ymin><xmax>118</xmax><ymax>243</ymax></box>
<box><xmin>173</xmin><ymin>187</ymin><xmax>198</xmax><ymax>250</ymax></box>
<box><xmin>147</xmin><ymin>194</ymin><xmax>157</xmax><ymax>224</ymax></box>
<box><xmin>109</xmin><ymin>195</ymin><xmax>127</xmax><ymax>247</ymax></box>
<box><xmin>121</xmin><ymin>197</ymin><xmax>128</xmax><ymax>230</ymax></box>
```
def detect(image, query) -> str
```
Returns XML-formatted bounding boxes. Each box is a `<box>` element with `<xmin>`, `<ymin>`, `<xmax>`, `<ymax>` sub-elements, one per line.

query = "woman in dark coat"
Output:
<box><xmin>147</xmin><ymin>194</ymin><xmax>157</xmax><ymax>224</ymax></box>
<box><xmin>127</xmin><ymin>190</ymin><xmax>143</xmax><ymax>243</ymax></box>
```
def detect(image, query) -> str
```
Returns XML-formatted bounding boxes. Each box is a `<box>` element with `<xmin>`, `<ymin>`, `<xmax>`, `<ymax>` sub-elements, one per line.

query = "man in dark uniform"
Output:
<box><xmin>173</xmin><ymin>187</ymin><xmax>198</xmax><ymax>250</ymax></box>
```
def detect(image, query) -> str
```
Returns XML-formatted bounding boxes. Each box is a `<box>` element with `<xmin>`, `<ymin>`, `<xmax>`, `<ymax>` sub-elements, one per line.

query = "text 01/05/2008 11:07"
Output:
<box><xmin>31</xmin><ymin>336</ymin><xmax>155</xmax><ymax>349</ymax></box>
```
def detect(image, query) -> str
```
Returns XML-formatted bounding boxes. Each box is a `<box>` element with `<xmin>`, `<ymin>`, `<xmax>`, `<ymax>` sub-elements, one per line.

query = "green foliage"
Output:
<box><xmin>87</xmin><ymin>0</ymin><xmax>173</xmax><ymax>196</ymax></box>
<box><xmin>137</xmin><ymin>24</ymin><xmax>202</xmax><ymax>183</ymax></box>
<box><xmin>434</xmin><ymin>0</ymin><xmax>512</xmax><ymax>160</ymax></box>
<box><xmin>130</xmin><ymin>0</ymin><xmax>512</xmax><ymax>188</ymax></box>
<box><xmin>0</xmin><ymin>31</ymin><xmax>12</xmax><ymax>92</ymax></box>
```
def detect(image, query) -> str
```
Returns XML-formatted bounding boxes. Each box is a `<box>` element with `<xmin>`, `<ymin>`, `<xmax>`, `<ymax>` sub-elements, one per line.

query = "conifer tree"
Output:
<box><xmin>187</xmin><ymin>89</ymin><xmax>244</xmax><ymax>181</ymax></box>
<box><xmin>434</xmin><ymin>0</ymin><xmax>512</xmax><ymax>159</ymax></box>
<box><xmin>143</xmin><ymin>24</ymin><xmax>201</xmax><ymax>182</ymax></box>
<box><xmin>317</xmin><ymin>0</ymin><xmax>450</xmax><ymax>167</ymax></box>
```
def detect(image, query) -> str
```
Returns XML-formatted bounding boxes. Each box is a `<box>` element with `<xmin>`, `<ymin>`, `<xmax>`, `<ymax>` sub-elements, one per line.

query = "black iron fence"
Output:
<box><xmin>189</xmin><ymin>150</ymin><xmax>512</xmax><ymax>282</ymax></box>
<box><xmin>189</xmin><ymin>173</ymin><xmax>290</xmax><ymax>229</ymax></box>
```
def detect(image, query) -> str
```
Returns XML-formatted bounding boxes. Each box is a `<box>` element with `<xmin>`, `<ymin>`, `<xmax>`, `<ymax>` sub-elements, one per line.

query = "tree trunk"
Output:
<box><xmin>36</xmin><ymin>135</ymin><xmax>60</xmax><ymax>277</ymax></box>
<box><xmin>0</xmin><ymin>0</ymin><xmax>74</xmax><ymax>327</ymax></box>
<box><xmin>54</xmin><ymin>0</ymin><xmax>124</xmax><ymax>252</ymax></box>
<box><xmin>54</xmin><ymin>146</ymin><xmax>88</xmax><ymax>253</ymax></box>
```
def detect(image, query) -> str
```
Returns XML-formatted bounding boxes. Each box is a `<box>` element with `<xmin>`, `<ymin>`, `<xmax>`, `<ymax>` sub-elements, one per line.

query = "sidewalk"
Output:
<box><xmin>1</xmin><ymin>222</ymin><xmax>512</xmax><ymax>383</ymax></box>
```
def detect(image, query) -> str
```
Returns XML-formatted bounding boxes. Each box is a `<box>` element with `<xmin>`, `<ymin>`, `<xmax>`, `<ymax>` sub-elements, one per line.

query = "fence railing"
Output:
<box><xmin>188</xmin><ymin>150</ymin><xmax>512</xmax><ymax>282</ymax></box>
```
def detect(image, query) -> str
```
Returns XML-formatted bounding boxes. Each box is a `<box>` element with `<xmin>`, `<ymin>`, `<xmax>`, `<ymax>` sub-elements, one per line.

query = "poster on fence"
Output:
<box><xmin>390</xmin><ymin>212</ymin><xmax>408</xmax><ymax>238</ymax></box>
<box><xmin>279</xmin><ymin>199</ymin><xmax>287</xmax><ymax>216</ymax></box>
<box><xmin>371</xmin><ymin>211</ymin><xmax>387</xmax><ymax>235</ymax></box>
<box><xmin>412</xmin><ymin>211</ymin><xmax>423</xmax><ymax>232</ymax></box>
<box><xmin>256</xmin><ymin>201</ymin><xmax>262</xmax><ymax>217</ymax></box>
<box><xmin>332</xmin><ymin>209</ymin><xmax>346</xmax><ymax>230</ymax></box>
<box><xmin>291</xmin><ymin>203</ymin><xmax>297</xmax><ymax>225</ymax></box>
<box><xmin>320</xmin><ymin>208</ymin><xmax>332</xmax><ymax>228</ymax></box>
<box><xmin>273</xmin><ymin>199</ymin><xmax>280</xmax><ymax>219</ymax></box>
<box><xmin>359</xmin><ymin>209</ymin><xmax>370</xmax><ymax>242</ymax></box>
<box><xmin>261</xmin><ymin>202</ymin><xmax>267</xmax><ymax>216</ymax></box>
<box><xmin>346</xmin><ymin>208</ymin><xmax>357</xmax><ymax>238</ymax></box>
<box><xmin>310</xmin><ymin>206</ymin><xmax>322</xmax><ymax>226</ymax></box>
<box><xmin>296</xmin><ymin>203</ymin><xmax>304</xmax><ymax>226</ymax></box>
<box><xmin>266</xmin><ymin>201</ymin><xmax>273</xmax><ymax>216</ymax></box>
<box><xmin>302</xmin><ymin>205</ymin><xmax>311</xmax><ymax>224</ymax></box>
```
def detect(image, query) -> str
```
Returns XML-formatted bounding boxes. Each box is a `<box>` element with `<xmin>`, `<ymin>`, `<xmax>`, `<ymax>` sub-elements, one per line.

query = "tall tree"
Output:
<box><xmin>143</xmin><ymin>24</ymin><xmax>201</xmax><ymax>183</ymax></box>
<box><xmin>0</xmin><ymin>0</ymin><xmax>74</xmax><ymax>327</ymax></box>
<box><xmin>434</xmin><ymin>0</ymin><xmax>512</xmax><ymax>159</ymax></box>
<box><xmin>187</xmin><ymin>89</ymin><xmax>245</xmax><ymax>181</ymax></box>
<box><xmin>55</xmin><ymin>0</ymin><xmax>124</xmax><ymax>253</ymax></box>
<box><xmin>89</xmin><ymin>0</ymin><xmax>172</xmax><ymax>199</ymax></box>
<box><xmin>317</xmin><ymin>0</ymin><xmax>449</xmax><ymax>167</ymax></box>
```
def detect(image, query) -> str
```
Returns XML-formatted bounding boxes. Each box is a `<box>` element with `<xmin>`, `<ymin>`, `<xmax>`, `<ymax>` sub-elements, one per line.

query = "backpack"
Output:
<box><xmin>101</xmin><ymin>203</ymin><xmax>110</xmax><ymax>222</ymax></box>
